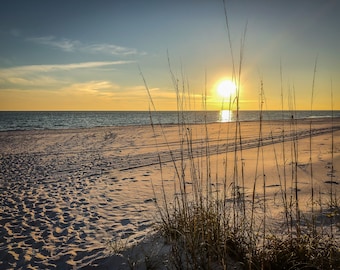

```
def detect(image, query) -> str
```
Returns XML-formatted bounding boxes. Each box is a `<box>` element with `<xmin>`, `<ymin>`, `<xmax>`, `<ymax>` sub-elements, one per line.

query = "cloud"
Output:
<box><xmin>61</xmin><ymin>81</ymin><xmax>120</xmax><ymax>96</ymax></box>
<box><xmin>127</xmin><ymin>85</ymin><xmax>148</xmax><ymax>91</ymax></box>
<box><xmin>0</xmin><ymin>80</ymin><xmax>123</xmax><ymax>103</ymax></box>
<box><xmin>0</xmin><ymin>75</ymin><xmax>68</xmax><ymax>91</ymax></box>
<box><xmin>10</xmin><ymin>28</ymin><xmax>21</xmax><ymax>37</ymax></box>
<box><xmin>28</xmin><ymin>36</ymin><xmax>144</xmax><ymax>55</ymax></box>
<box><xmin>0</xmin><ymin>61</ymin><xmax>134</xmax><ymax>76</ymax></box>
<box><xmin>86</xmin><ymin>44</ymin><xmax>139</xmax><ymax>56</ymax></box>
<box><xmin>0</xmin><ymin>61</ymin><xmax>134</xmax><ymax>92</ymax></box>
<box><xmin>28</xmin><ymin>36</ymin><xmax>80</xmax><ymax>52</ymax></box>
<box><xmin>6</xmin><ymin>76</ymin><xmax>62</xmax><ymax>87</ymax></box>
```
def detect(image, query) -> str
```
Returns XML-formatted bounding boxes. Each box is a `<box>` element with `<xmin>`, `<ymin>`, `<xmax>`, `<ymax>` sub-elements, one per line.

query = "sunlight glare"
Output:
<box><xmin>219</xmin><ymin>110</ymin><xmax>233</xmax><ymax>122</ymax></box>
<box><xmin>217</xmin><ymin>80</ymin><xmax>237</xmax><ymax>99</ymax></box>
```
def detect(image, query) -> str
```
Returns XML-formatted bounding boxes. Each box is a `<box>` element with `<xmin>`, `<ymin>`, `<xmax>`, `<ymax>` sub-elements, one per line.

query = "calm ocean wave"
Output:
<box><xmin>0</xmin><ymin>111</ymin><xmax>339</xmax><ymax>131</ymax></box>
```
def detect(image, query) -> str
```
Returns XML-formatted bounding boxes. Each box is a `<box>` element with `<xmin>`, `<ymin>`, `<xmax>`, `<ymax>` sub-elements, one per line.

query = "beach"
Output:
<box><xmin>1</xmin><ymin>118</ymin><xmax>340</xmax><ymax>269</ymax></box>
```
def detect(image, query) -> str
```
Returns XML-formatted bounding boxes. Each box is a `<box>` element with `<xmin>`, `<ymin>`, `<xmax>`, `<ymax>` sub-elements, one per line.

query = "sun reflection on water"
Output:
<box><xmin>219</xmin><ymin>110</ymin><xmax>233</xmax><ymax>122</ymax></box>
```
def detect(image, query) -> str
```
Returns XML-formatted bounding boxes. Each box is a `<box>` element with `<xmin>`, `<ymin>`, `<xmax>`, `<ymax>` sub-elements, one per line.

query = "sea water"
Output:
<box><xmin>0</xmin><ymin>110</ymin><xmax>339</xmax><ymax>131</ymax></box>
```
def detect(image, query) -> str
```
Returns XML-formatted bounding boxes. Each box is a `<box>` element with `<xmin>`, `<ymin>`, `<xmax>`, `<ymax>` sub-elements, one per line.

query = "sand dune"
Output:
<box><xmin>0</xmin><ymin>119</ymin><xmax>339</xmax><ymax>269</ymax></box>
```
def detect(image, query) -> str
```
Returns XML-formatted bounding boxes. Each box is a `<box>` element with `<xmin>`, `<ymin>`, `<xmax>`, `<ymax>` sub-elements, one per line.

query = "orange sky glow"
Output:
<box><xmin>0</xmin><ymin>1</ymin><xmax>339</xmax><ymax>111</ymax></box>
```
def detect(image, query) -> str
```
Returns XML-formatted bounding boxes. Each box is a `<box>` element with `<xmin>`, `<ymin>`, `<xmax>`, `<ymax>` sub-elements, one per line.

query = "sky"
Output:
<box><xmin>0</xmin><ymin>0</ymin><xmax>339</xmax><ymax>111</ymax></box>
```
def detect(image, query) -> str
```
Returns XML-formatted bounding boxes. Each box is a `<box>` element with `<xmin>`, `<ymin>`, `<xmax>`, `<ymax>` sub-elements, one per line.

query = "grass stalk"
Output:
<box><xmin>280</xmin><ymin>61</ymin><xmax>290</xmax><ymax>232</ymax></box>
<box><xmin>309</xmin><ymin>57</ymin><xmax>318</xmax><ymax>235</ymax></box>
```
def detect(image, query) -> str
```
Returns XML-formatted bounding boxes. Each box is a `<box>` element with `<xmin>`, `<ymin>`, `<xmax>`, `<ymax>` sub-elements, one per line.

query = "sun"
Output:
<box><xmin>217</xmin><ymin>80</ymin><xmax>237</xmax><ymax>99</ymax></box>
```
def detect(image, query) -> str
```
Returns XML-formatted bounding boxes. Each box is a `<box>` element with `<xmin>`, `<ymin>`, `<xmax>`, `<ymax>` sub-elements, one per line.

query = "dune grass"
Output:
<box><xmin>134</xmin><ymin>3</ymin><xmax>340</xmax><ymax>269</ymax></box>
<box><xmin>143</xmin><ymin>82</ymin><xmax>340</xmax><ymax>270</ymax></box>
<box><xmin>140</xmin><ymin>34</ymin><xmax>340</xmax><ymax>270</ymax></box>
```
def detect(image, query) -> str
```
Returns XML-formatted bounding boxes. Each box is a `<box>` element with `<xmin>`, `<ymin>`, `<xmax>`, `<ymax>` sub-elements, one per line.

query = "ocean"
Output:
<box><xmin>0</xmin><ymin>110</ymin><xmax>339</xmax><ymax>131</ymax></box>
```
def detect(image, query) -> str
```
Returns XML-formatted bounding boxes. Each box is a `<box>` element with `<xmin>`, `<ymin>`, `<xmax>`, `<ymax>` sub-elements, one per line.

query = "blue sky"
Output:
<box><xmin>0</xmin><ymin>0</ymin><xmax>339</xmax><ymax>110</ymax></box>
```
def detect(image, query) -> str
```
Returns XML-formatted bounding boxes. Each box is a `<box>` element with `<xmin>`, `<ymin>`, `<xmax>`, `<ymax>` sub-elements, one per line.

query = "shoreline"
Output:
<box><xmin>1</xmin><ymin>116</ymin><xmax>339</xmax><ymax>137</ymax></box>
<box><xmin>1</xmin><ymin>118</ymin><xmax>339</xmax><ymax>269</ymax></box>
<box><xmin>1</xmin><ymin>115</ymin><xmax>340</xmax><ymax>133</ymax></box>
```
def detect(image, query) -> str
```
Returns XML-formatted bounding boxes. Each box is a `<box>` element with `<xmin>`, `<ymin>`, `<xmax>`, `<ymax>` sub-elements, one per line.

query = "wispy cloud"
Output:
<box><xmin>28</xmin><ymin>36</ymin><xmax>144</xmax><ymax>56</ymax></box>
<box><xmin>0</xmin><ymin>61</ymin><xmax>134</xmax><ymax>91</ymax></box>
<box><xmin>61</xmin><ymin>81</ymin><xmax>120</xmax><ymax>95</ymax></box>
<box><xmin>0</xmin><ymin>61</ymin><xmax>134</xmax><ymax>76</ymax></box>
<box><xmin>28</xmin><ymin>36</ymin><xmax>80</xmax><ymax>52</ymax></box>
<box><xmin>6</xmin><ymin>76</ymin><xmax>62</xmax><ymax>87</ymax></box>
<box><xmin>10</xmin><ymin>28</ymin><xmax>22</xmax><ymax>37</ymax></box>
<box><xmin>85</xmin><ymin>44</ymin><xmax>139</xmax><ymax>56</ymax></box>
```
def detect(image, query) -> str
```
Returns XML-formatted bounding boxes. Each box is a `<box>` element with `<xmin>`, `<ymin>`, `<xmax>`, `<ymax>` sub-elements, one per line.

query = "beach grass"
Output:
<box><xmin>143</xmin><ymin>84</ymin><xmax>340</xmax><ymax>270</ymax></box>
<box><xmin>138</xmin><ymin>4</ymin><xmax>340</xmax><ymax>269</ymax></box>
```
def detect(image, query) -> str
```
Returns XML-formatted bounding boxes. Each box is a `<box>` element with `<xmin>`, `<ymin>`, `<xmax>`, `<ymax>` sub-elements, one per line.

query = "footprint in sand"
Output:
<box><xmin>144</xmin><ymin>198</ymin><xmax>156</xmax><ymax>203</ymax></box>
<box><xmin>120</xmin><ymin>218</ymin><xmax>131</xmax><ymax>226</ymax></box>
<box><xmin>324</xmin><ymin>180</ymin><xmax>339</xmax><ymax>185</ymax></box>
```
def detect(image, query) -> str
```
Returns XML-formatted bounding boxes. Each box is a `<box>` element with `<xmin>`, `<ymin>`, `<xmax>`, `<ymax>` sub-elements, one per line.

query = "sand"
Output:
<box><xmin>0</xmin><ymin>118</ymin><xmax>339</xmax><ymax>269</ymax></box>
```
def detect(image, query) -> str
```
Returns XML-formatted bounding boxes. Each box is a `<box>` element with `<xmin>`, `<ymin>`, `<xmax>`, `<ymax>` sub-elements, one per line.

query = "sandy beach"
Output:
<box><xmin>1</xmin><ymin>118</ymin><xmax>340</xmax><ymax>269</ymax></box>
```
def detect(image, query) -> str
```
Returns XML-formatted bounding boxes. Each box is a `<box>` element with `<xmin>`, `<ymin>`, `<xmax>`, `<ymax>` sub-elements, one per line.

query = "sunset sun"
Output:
<box><xmin>217</xmin><ymin>80</ymin><xmax>237</xmax><ymax>99</ymax></box>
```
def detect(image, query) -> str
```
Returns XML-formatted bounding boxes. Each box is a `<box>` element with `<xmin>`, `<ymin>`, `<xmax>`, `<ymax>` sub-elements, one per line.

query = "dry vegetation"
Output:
<box><xmin>133</xmin><ymin>2</ymin><xmax>340</xmax><ymax>269</ymax></box>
